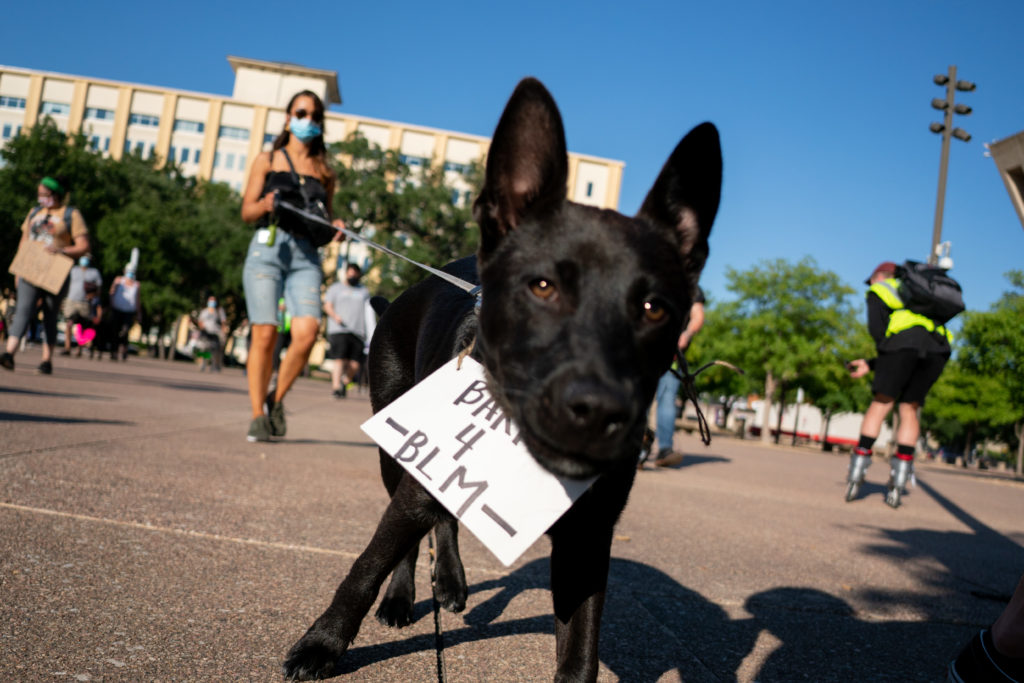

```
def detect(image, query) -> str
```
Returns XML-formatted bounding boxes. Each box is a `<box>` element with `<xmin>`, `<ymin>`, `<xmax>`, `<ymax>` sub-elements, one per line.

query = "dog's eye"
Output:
<box><xmin>643</xmin><ymin>299</ymin><xmax>667</xmax><ymax>323</ymax></box>
<box><xmin>529</xmin><ymin>278</ymin><xmax>557</xmax><ymax>301</ymax></box>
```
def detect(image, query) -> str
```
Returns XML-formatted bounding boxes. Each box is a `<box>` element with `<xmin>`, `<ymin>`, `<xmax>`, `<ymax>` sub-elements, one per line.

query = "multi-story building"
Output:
<box><xmin>0</xmin><ymin>57</ymin><xmax>626</xmax><ymax>365</ymax></box>
<box><xmin>0</xmin><ymin>56</ymin><xmax>624</xmax><ymax>209</ymax></box>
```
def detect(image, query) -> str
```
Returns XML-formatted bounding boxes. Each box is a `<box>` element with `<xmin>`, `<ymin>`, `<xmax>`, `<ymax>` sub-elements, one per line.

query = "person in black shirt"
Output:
<box><xmin>844</xmin><ymin>261</ymin><xmax>951</xmax><ymax>507</ymax></box>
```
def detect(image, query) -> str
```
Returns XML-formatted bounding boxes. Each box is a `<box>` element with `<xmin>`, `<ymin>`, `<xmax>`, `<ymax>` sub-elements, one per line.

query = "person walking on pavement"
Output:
<box><xmin>240</xmin><ymin>90</ymin><xmax>344</xmax><ymax>442</ymax></box>
<box><xmin>323</xmin><ymin>263</ymin><xmax>375</xmax><ymax>398</ymax></box>
<box><xmin>109</xmin><ymin>266</ymin><xmax>141</xmax><ymax>361</ymax></box>
<box><xmin>2</xmin><ymin>175</ymin><xmax>91</xmax><ymax>374</ymax></box>
<box><xmin>61</xmin><ymin>255</ymin><xmax>102</xmax><ymax>357</ymax></box>
<box><xmin>844</xmin><ymin>261</ymin><xmax>951</xmax><ymax>508</ymax></box>
<box><xmin>196</xmin><ymin>296</ymin><xmax>228</xmax><ymax>372</ymax></box>
<box><xmin>644</xmin><ymin>287</ymin><xmax>705</xmax><ymax>468</ymax></box>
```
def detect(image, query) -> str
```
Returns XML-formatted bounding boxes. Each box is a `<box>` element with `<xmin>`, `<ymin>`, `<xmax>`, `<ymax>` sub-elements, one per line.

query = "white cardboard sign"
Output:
<box><xmin>361</xmin><ymin>356</ymin><xmax>596</xmax><ymax>566</ymax></box>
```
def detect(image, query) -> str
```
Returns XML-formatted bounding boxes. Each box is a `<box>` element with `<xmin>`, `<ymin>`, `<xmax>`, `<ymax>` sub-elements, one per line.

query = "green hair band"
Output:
<box><xmin>41</xmin><ymin>176</ymin><xmax>64</xmax><ymax>195</ymax></box>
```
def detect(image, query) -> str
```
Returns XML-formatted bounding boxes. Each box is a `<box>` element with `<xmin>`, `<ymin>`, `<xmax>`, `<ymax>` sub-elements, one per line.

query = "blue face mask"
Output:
<box><xmin>289</xmin><ymin>117</ymin><xmax>321</xmax><ymax>142</ymax></box>
<box><xmin>79</xmin><ymin>257</ymin><xmax>90</xmax><ymax>267</ymax></box>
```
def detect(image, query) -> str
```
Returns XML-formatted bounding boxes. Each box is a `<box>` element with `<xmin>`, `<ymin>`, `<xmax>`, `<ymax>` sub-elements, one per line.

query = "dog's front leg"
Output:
<box><xmin>283</xmin><ymin>476</ymin><xmax>442</xmax><ymax>680</ymax></box>
<box><xmin>549</xmin><ymin>524</ymin><xmax>614</xmax><ymax>683</ymax></box>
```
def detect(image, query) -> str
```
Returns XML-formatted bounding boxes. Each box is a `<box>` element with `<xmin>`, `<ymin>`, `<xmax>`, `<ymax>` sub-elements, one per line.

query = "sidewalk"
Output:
<box><xmin>2</xmin><ymin>348</ymin><xmax>1023</xmax><ymax>681</ymax></box>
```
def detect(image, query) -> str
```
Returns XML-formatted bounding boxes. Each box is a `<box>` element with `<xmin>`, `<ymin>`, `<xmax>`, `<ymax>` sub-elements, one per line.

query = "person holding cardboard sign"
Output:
<box><xmin>2</xmin><ymin>176</ymin><xmax>90</xmax><ymax>375</ymax></box>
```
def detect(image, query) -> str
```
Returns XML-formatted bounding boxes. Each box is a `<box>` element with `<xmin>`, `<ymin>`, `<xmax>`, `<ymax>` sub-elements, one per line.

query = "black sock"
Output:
<box><xmin>896</xmin><ymin>444</ymin><xmax>915</xmax><ymax>460</ymax></box>
<box><xmin>857</xmin><ymin>435</ymin><xmax>876</xmax><ymax>451</ymax></box>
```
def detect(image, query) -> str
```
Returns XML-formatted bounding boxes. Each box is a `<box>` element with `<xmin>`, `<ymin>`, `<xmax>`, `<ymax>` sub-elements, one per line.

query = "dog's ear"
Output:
<box><xmin>637</xmin><ymin>122</ymin><xmax>722</xmax><ymax>277</ymax></box>
<box><xmin>474</xmin><ymin>78</ymin><xmax>568</xmax><ymax>255</ymax></box>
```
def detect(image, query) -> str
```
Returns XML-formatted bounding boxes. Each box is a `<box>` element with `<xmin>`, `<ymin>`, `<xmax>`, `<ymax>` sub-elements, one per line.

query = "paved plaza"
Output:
<box><xmin>2</xmin><ymin>349</ymin><xmax>1023</xmax><ymax>681</ymax></box>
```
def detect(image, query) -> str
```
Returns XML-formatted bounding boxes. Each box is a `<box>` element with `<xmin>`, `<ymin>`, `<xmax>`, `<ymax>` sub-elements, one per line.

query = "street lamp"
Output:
<box><xmin>928</xmin><ymin>65</ymin><xmax>975</xmax><ymax>266</ymax></box>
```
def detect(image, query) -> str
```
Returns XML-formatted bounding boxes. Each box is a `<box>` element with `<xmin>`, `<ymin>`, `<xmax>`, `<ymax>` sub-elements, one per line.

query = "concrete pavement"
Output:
<box><xmin>2</xmin><ymin>348</ymin><xmax>1023</xmax><ymax>681</ymax></box>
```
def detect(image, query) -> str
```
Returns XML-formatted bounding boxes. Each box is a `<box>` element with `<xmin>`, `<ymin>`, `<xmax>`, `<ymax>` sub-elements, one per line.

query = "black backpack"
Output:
<box><xmin>895</xmin><ymin>260</ymin><xmax>965</xmax><ymax>325</ymax></box>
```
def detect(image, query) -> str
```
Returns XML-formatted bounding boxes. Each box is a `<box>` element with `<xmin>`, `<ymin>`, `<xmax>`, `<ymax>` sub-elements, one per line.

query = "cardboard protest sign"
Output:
<box><xmin>362</xmin><ymin>356</ymin><xmax>597</xmax><ymax>566</ymax></box>
<box><xmin>9</xmin><ymin>240</ymin><xmax>73</xmax><ymax>295</ymax></box>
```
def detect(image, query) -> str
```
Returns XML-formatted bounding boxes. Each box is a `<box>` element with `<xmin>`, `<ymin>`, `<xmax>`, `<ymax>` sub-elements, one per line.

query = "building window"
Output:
<box><xmin>2</xmin><ymin>124</ymin><xmax>11</xmax><ymax>139</ymax></box>
<box><xmin>134</xmin><ymin>141</ymin><xmax>145</xmax><ymax>155</ymax></box>
<box><xmin>193</xmin><ymin>149</ymin><xmax>201</xmax><ymax>164</ymax></box>
<box><xmin>225</xmin><ymin>153</ymin><xmax>235</xmax><ymax>170</ymax></box>
<box><xmin>169</xmin><ymin>146</ymin><xmax>176</xmax><ymax>162</ymax></box>
<box><xmin>586</xmin><ymin>182</ymin><xmax>593</xmax><ymax>198</ymax></box>
<box><xmin>238</xmin><ymin>154</ymin><xmax>246</xmax><ymax>169</ymax></box>
<box><xmin>399</xmin><ymin>154</ymin><xmax>428</xmax><ymax>168</ymax></box>
<box><xmin>173</xmin><ymin>119</ymin><xmax>205</xmax><ymax>134</ymax></box>
<box><xmin>85</xmin><ymin>107</ymin><xmax>115</xmax><ymax>121</ymax></box>
<box><xmin>264</xmin><ymin>133</ymin><xmax>276</xmax><ymax>145</ymax></box>
<box><xmin>0</xmin><ymin>95</ymin><xmax>27</xmax><ymax>109</ymax></box>
<box><xmin>444</xmin><ymin>161</ymin><xmax>469</xmax><ymax>174</ymax></box>
<box><xmin>124</xmin><ymin>139</ymin><xmax>132</xmax><ymax>154</ymax></box>
<box><xmin>214</xmin><ymin>151</ymin><xmax>222</xmax><ymax>168</ymax></box>
<box><xmin>103</xmin><ymin>137</ymin><xmax>110</xmax><ymax>152</ymax></box>
<box><xmin>129</xmin><ymin>113</ymin><xmax>160</xmax><ymax>127</ymax></box>
<box><xmin>40</xmin><ymin>101</ymin><xmax>71</xmax><ymax>116</ymax></box>
<box><xmin>179</xmin><ymin>147</ymin><xmax>189</xmax><ymax>163</ymax></box>
<box><xmin>90</xmin><ymin>135</ymin><xmax>100</xmax><ymax>149</ymax></box>
<box><xmin>218</xmin><ymin>125</ymin><xmax>249</xmax><ymax>141</ymax></box>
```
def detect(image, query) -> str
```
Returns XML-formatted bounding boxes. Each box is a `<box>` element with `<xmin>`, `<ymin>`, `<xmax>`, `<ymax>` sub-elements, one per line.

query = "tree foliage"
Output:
<box><xmin>1</xmin><ymin>120</ymin><xmax>251</xmax><ymax>332</ymax></box>
<box><xmin>330</xmin><ymin>134</ymin><xmax>482</xmax><ymax>300</ymax></box>
<box><xmin>941</xmin><ymin>271</ymin><xmax>1024</xmax><ymax>470</ymax></box>
<box><xmin>923</xmin><ymin>360</ymin><xmax>1017</xmax><ymax>454</ymax></box>
<box><xmin>692</xmin><ymin>257</ymin><xmax>867</xmax><ymax>441</ymax></box>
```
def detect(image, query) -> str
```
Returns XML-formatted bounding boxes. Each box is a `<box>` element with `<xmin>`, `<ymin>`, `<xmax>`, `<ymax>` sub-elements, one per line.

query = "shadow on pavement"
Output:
<box><xmin>0</xmin><ymin>410</ymin><xmax>131</xmax><ymax>425</ymax></box>
<box><xmin>53</xmin><ymin>366</ymin><xmax>248</xmax><ymax>395</ymax></box>
<box><xmin>654</xmin><ymin>453</ymin><xmax>730</xmax><ymax>470</ymax></box>
<box><xmin>856</xmin><ymin>478</ymin><xmax>1024</xmax><ymax>613</ymax></box>
<box><xmin>0</xmin><ymin>386</ymin><xmax>115</xmax><ymax>402</ymax></box>
<box><xmin>329</xmin><ymin>555</ymin><xmax>966</xmax><ymax>681</ymax></box>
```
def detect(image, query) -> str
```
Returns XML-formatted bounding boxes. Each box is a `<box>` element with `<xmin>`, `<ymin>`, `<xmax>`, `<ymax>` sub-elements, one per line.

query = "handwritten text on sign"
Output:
<box><xmin>361</xmin><ymin>356</ymin><xmax>596</xmax><ymax>566</ymax></box>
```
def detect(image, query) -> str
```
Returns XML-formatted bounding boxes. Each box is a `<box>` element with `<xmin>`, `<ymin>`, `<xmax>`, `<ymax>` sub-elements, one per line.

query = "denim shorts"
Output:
<box><xmin>242</xmin><ymin>228</ymin><xmax>323</xmax><ymax>325</ymax></box>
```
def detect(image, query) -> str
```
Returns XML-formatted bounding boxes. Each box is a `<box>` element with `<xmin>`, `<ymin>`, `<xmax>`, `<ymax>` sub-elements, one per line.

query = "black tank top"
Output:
<box><xmin>256</xmin><ymin>152</ymin><xmax>328</xmax><ymax>238</ymax></box>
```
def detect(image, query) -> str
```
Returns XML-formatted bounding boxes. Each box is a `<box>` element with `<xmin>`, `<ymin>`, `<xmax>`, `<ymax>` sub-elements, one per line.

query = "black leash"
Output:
<box><xmin>427</xmin><ymin>531</ymin><xmax>447</xmax><ymax>683</ymax></box>
<box><xmin>670</xmin><ymin>353</ymin><xmax>745</xmax><ymax>446</ymax></box>
<box><xmin>276</xmin><ymin>200</ymin><xmax>481</xmax><ymax>299</ymax></box>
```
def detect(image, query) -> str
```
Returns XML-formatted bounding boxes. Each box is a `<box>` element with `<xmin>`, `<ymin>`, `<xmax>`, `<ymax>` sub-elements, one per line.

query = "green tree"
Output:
<box><xmin>698</xmin><ymin>257</ymin><xmax>861</xmax><ymax>443</ymax></box>
<box><xmin>330</xmin><ymin>134</ymin><xmax>481</xmax><ymax>299</ymax></box>
<box><xmin>955</xmin><ymin>271</ymin><xmax>1024</xmax><ymax>472</ymax></box>
<box><xmin>923</xmin><ymin>360</ymin><xmax>1017</xmax><ymax>460</ymax></box>
<box><xmin>0</xmin><ymin>119</ymin><xmax>127</xmax><ymax>282</ymax></box>
<box><xmin>1</xmin><ymin>122</ymin><xmax>251</xmax><ymax>344</ymax></box>
<box><xmin>94</xmin><ymin>156</ymin><xmax>250</xmax><ymax>336</ymax></box>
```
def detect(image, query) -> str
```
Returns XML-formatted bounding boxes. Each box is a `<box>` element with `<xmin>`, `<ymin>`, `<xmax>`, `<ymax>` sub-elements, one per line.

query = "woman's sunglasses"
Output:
<box><xmin>292</xmin><ymin>108</ymin><xmax>316</xmax><ymax>120</ymax></box>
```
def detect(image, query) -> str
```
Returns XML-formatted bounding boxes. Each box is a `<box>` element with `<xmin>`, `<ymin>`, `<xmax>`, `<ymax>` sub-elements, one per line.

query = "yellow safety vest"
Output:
<box><xmin>869</xmin><ymin>278</ymin><xmax>953</xmax><ymax>342</ymax></box>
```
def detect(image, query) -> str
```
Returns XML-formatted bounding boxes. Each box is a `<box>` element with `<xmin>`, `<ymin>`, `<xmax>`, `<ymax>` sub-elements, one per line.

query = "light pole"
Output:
<box><xmin>928</xmin><ymin>66</ymin><xmax>975</xmax><ymax>266</ymax></box>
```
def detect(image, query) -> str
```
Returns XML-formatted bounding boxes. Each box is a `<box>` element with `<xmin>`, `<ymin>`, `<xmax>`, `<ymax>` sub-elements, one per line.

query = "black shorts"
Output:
<box><xmin>872</xmin><ymin>350</ymin><xmax>949</xmax><ymax>406</ymax></box>
<box><xmin>327</xmin><ymin>332</ymin><xmax>364</xmax><ymax>361</ymax></box>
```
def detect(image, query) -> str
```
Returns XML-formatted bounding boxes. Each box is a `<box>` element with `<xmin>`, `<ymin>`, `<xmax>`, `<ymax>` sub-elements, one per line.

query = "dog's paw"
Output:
<box><xmin>282</xmin><ymin>631</ymin><xmax>349</xmax><ymax>680</ymax></box>
<box><xmin>434</xmin><ymin>574</ymin><xmax>467</xmax><ymax>614</ymax></box>
<box><xmin>374</xmin><ymin>596</ymin><xmax>414</xmax><ymax>628</ymax></box>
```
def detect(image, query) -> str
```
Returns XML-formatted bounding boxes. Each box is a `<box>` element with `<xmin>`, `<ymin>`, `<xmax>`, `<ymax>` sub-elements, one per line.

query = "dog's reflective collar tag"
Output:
<box><xmin>361</xmin><ymin>356</ymin><xmax>597</xmax><ymax>566</ymax></box>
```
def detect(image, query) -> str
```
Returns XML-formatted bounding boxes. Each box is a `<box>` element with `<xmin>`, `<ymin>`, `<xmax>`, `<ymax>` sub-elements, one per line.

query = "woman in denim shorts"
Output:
<box><xmin>240</xmin><ymin>90</ymin><xmax>344</xmax><ymax>442</ymax></box>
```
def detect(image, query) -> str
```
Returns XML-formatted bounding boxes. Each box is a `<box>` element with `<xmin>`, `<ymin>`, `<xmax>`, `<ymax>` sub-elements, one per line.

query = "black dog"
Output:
<box><xmin>283</xmin><ymin>77</ymin><xmax>721</xmax><ymax>681</ymax></box>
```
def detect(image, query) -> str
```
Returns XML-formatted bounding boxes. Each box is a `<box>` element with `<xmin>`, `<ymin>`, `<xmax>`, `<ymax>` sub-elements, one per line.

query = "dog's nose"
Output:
<box><xmin>561</xmin><ymin>380</ymin><xmax>630</xmax><ymax>439</ymax></box>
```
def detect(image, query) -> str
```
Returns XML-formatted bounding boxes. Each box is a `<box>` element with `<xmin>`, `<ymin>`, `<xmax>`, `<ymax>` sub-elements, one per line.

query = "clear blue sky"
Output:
<box><xmin>6</xmin><ymin>1</ymin><xmax>1024</xmax><ymax>310</ymax></box>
